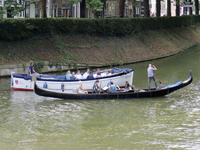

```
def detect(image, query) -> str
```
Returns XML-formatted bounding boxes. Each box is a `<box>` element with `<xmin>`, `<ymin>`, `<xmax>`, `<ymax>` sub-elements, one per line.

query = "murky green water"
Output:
<box><xmin>1</xmin><ymin>46</ymin><xmax>200</xmax><ymax>149</ymax></box>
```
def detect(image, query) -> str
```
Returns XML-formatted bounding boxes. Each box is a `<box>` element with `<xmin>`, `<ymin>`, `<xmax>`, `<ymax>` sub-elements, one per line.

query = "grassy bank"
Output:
<box><xmin>1</xmin><ymin>23</ymin><xmax>200</xmax><ymax>66</ymax></box>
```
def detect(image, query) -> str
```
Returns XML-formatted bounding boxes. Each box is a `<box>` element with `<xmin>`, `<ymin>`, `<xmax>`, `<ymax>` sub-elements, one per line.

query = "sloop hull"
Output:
<box><xmin>11</xmin><ymin>69</ymin><xmax>134</xmax><ymax>91</ymax></box>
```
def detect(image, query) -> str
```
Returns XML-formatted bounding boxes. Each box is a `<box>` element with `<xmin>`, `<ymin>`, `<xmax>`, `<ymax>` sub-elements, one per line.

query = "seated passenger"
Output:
<box><xmin>75</xmin><ymin>70</ymin><xmax>81</xmax><ymax>79</ymax></box>
<box><xmin>66</xmin><ymin>70</ymin><xmax>72</xmax><ymax>80</ymax></box>
<box><xmin>70</xmin><ymin>72</ymin><xmax>77</xmax><ymax>80</ymax></box>
<box><xmin>124</xmin><ymin>81</ymin><xmax>128</xmax><ymax>89</ymax></box>
<box><xmin>78</xmin><ymin>81</ymin><xmax>88</xmax><ymax>94</ymax></box>
<box><xmin>109</xmin><ymin>81</ymin><xmax>117</xmax><ymax>93</ymax></box>
<box><xmin>124</xmin><ymin>83</ymin><xmax>132</xmax><ymax>92</ymax></box>
<box><xmin>93</xmin><ymin>68</ymin><xmax>100</xmax><ymax>74</ymax></box>
<box><xmin>86</xmin><ymin>71</ymin><xmax>94</xmax><ymax>79</ymax></box>
<box><xmin>95</xmin><ymin>72</ymin><xmax>102</xmax><ymax>78</ymax></box>
<box><xmin>106</xmin><ymin>70</ymin><xmax>111</xmax><ymax>76</ymax></box>
<box><xmin>83</xmin><ymin>69</ymin><xmax>90</xmax><ymax>78</ymax></box>
<box><xmin>96</xmin><ymin>68</ymin><xmax>100</xmax><ymax>73</ymax></box>
<box><xmin>79</xmin><ymin>73</ymin><xmax>85</xmax><ymax>80</ymax></box>
<box><xmin>93</xmin><ymin>80</ymin><xmax>102</xmax><ymax>94</ymax></box>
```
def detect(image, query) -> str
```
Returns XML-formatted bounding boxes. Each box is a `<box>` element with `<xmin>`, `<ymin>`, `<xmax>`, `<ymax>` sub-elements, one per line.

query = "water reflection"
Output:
<box><xmin>0</xmin><ymin>46</ymin><xmax>200</xmax><ymax>149</ymax></box>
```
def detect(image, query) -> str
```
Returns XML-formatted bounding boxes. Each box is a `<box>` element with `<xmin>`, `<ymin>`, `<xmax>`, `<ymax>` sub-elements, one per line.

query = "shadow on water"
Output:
<box><xmin>0</xmin><ymin>46</ymin><xmax>200</xmax><ymax>149</ymax></box>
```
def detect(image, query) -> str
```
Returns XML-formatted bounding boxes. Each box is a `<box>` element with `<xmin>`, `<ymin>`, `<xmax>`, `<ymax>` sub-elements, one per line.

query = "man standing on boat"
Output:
<box><xmin>147</xmin><ymin>64</ymin><xmax>157</xmax><ymax>90</ymax></box>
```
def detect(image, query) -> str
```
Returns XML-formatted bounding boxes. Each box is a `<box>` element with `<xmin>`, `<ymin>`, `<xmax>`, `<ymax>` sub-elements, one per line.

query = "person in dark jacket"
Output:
<box><xmin>86</xmin><ymin>71</ymin><xmax>94</xmax><ymax>79</ymax></box>
<box><xmin>93</xmin><ymin>80</ymin><xmax>102</xmax><ymax>93</ymax></box>
<box><xmin>70</xmin><ymin>72</ymin><xmax>77</xmax><ymax>80</ymax></box>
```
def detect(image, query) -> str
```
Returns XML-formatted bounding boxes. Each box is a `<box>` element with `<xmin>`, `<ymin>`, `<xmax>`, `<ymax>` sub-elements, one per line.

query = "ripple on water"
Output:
<box><xmin>2</xmin><ymin>46</ymin><xmax>200</xmax><ymax>149</ymax></box>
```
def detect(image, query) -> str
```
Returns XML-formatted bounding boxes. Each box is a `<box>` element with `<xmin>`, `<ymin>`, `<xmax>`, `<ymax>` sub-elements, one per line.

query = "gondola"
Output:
<box><xmin>34</xmin><ymin>71</ymin><xmax>192</xmax><ymax>99</ymax></box>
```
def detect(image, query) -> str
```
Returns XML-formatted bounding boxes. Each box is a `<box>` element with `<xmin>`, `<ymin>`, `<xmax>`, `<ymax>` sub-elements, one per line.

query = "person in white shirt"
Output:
<box><xmin>106</xmin><ymin>70</ymin><xmax>111</xmax><ymax>76</ymax></box>
<box><xmin>83</xmin><ymin>69</ymin><xmax>90</xmax><ymax>78</ymax></box>
<box><xmin>75</xmin><ymin>70</ymin><xmax>81</xmax><ymax>79</ymax></box>
<box><xmin>79</xmin><ymin>73</ymin><xmax>85</xmax><ymax>79</ymax></box>
<box><xmin>147</xmin><ymin>64</ymin><xmax>157</xmax><ymax>90</ymax></box>
<box><xmin>77</xmin><ymin>81</ymin><xmax>88</xmax><ymax>94</ymax></box>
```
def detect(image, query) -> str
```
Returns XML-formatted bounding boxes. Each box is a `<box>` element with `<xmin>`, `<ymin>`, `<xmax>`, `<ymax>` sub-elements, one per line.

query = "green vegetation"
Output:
<box><xmin>34</xmin><ymin>61</ymin><xmax>45</xmax><ymax>73</ymax></box>
<box><xmin>0</xmin><ymin>0</ymin><xmax>24</xmax><ymax>19</ymax></box>
<box><xmin>1</xmin><ymin>15</ymin><xmax>200</xmax><ymax>41</ymax></box>
<box><xmin>1</xmin><ymin>23</ymin><xmax>200</xmax><ymax>67</ymax></box>
<box><xmin>86</xmin><ymin>0</ymin><xmax>103</xmax><ymax>18</ymax></box>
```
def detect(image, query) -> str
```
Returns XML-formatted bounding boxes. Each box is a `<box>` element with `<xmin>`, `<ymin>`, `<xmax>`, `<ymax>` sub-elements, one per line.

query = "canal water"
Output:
<box><xmin>0</xmin><ymin>45</ymin><xmax>200</xmax><ymax>150</ymax></box>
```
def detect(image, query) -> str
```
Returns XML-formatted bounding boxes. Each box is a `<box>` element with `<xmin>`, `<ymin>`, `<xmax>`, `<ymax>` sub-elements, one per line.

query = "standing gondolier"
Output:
<box><xmin>147</xmin><ymin>64</ymin><xmax>157</xmax><ymax>90</ymax></box>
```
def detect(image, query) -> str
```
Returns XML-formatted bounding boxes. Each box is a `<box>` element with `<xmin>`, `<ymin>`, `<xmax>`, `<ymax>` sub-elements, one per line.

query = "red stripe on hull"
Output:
<box><xmin>11</xmin><ymin>88</ymin><xmax>34</xmax><ymax>91</ymax></box>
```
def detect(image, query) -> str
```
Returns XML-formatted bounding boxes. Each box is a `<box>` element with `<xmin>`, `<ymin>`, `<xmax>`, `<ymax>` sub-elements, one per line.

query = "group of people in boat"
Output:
<box><xmin>29</xmin><ymin>60</ymin><xmax>160</xmax><ymax>92</ymax></box>
<box><xmin>77</xmin><ymin>80</ymin><xmax>133</xmax><ymax>94</ymax></box>
<box><xmin>65</xmin><ymin>68</ymin><xmax>111</xmax><ymax>80</ymax></box>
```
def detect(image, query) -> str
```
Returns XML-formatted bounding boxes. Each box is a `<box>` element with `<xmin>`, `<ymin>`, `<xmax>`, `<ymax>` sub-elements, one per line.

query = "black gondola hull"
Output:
<box><xmin>35</xmin><ymin>71</ymin><xmax>193</xmax><ymax>99</ymax></box>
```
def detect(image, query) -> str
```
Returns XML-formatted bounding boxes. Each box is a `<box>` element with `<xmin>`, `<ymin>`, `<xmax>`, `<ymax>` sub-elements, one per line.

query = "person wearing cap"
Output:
<box><xmin>77</xmin><ymin>81</ymin><xmax>88</xmax><ymax>94</ymax></box>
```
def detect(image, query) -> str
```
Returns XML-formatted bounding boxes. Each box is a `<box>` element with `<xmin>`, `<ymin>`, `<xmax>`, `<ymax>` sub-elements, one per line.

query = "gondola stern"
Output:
<box><xmin>183</xmin><ymin>70</ymin><xmax>193</xmax><ymax>86</ymax></box>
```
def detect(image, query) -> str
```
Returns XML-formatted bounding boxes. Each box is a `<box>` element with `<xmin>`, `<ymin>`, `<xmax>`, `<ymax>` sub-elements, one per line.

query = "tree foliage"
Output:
<box><xmin>0</xmin><ymin>0</ymin><xmax>25</xmax><ymax>19</ymax></box>
<box><xmin>0</xmin><ymin>7</ymin><xmax>4</xmax><ymax>19</ymax></box>
<box><xmin>86</xmin><ymin>0</ymin><xmax>103</xmax><ymax>18</ymax></box>
<box><xmin>1</xmin><ymin>16</ymin><xmax>200</xmax><ymax>41</ymax></box>
<box><xmin>129</xmin><ymin>0</ymin><xmax>141</xmax><ymax>17</ymax></box>
<box><xmin>65</xmin><ymin>0</ymin><xmax>82</xmax><ymax>4</ymax></box>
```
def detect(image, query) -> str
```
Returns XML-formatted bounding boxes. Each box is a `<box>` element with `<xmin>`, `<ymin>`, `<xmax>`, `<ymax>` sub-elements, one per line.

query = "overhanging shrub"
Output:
<box><xmin>0</xmin><ymin>15</ymin><xmax>200</xmax><ymax>41</ymax></box>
